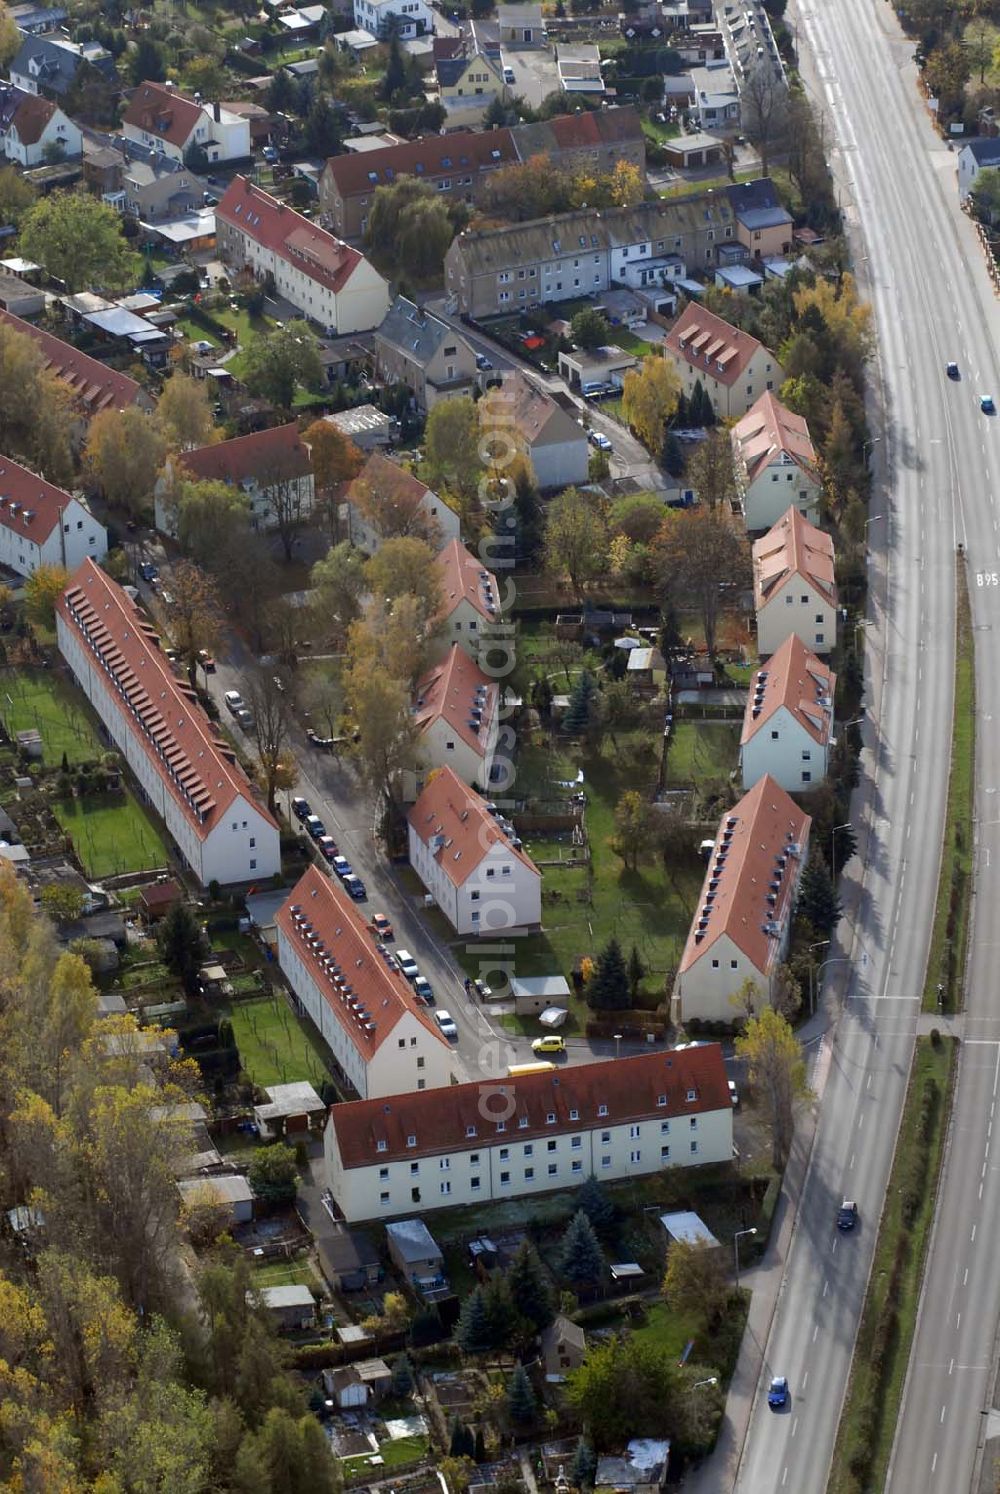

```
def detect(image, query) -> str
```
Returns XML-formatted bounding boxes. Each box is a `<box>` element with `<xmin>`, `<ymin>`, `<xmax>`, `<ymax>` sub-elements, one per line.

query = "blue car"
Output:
<box><xmin>982</xmin><ymin>394</ymin><xmax>996</xmax><ymax>415</ymax></box>
<box><xmin>767</xmin><ymin>1376</ymin><xmax>789</xmax><ymax>1410</ymax></box>
<box><xmin>331</xmin><ymin>855</ymin><xmax>353</xmax><ymax>879</ymax></box>
<box><xmin>304</xmin><ymin>815</ymin><xmax>325</xmax><ymax>840</ymax></box>
<box><xmin>342</xmin><ymin>873</ymin><xmax>367</xmax><ymax>900</ymax></box>
<box><xmin>139</xmin><ymin>562</ymin><xmax>158</xmax><ymax>582</ymax></box>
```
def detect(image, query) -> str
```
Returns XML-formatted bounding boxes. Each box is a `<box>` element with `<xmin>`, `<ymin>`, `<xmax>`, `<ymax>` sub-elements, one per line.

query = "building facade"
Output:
<box><xmin>373</xmin><ymin>296</ymin><xmax>479</xmax><ymax>412</ymax></box>
<box><xmin>663</xmin><ymin>302</ymin><xmax>785</xmax><ymax>420</ymax></box>
<box><xmin>753</xmin><ymin>505</ymin><xmax>838</xmax><ymax>656</ymax></box>
<box><xmin>0</xmin><ymin>308</ymin><xmax>155</xmax><ymax>420</ymax></box>
<box><xmin>275</xmin><ymin>866</ymin><xmax>455</xmax><ymax>1099</ymax></box>
<box><xmin>739</xmin><ymin>634</ymin><xmax>835</xmax><ymax>791</ymax></box>
<box><xmin>0</xmin><ymin>456</ymin><xmax>106</xmax><ymax>578</ymax></box>
<box><xmin>123</xmin><ymin>82</ymin><xmax>250</xmax><ymax>165</ymax></box>
<box><xmin>324</xmin><ymin>1046</ymin><xmax>734</xmax><ymax>1221</ymax></box>
<box><xmin>731</xmin><ymin>390</ymin><xmax>821</xmax><ymax>531</ymax></box>
<box><xmin>480</xmin><ymin>370</ymin><xmax>589</xmax><ymax>490</ymax></box>
<box><xmin>216</xmin><ymin>177</ymin><xmax>389</xmax><ymax>335</ymax></box>
<box><xmin>343</xmin><ymin>452</ymin><xmax>460</xmax><ymax>555</ymax></box>
<box><xmin>405</xmin><ymin>646</ymin><xmax>499</xmax><ymax>801</ymax></box>
<box><xmin>56</xmin><ymin>560</ymin><xmax>280</xmax><ymax>886</ymax></box>
<box><xmin>674</xmin><ymin>775</ymin><xmax>811</xmax><ymax>1023</ymax></box>
<box><xmin>432</xmin><ymin>539</ymin><xmax>503</xmax><ymax>665</ymax></box>
<box><xmin>0</xmin><ymin>83</ymin><xmax>80</xmax><ymax>165</ymax></box>
<box><xmin>155</xmin><ymin>422</ymin><xmax>315</xmax><ymax>536</ymax></box>
<box><xmin>407</xmin><ymin>766</ymin><xmax>541</xmax><ymax>936</ymax></box>
<box><xmin>352</xmin><ymin>0</ymin><xmax>432</xmax><ymax>38</ymax></box>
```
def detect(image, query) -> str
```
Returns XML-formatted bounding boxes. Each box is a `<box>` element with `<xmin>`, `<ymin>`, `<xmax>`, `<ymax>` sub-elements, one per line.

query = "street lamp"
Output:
<box><xmin>863</xmin><ymin>436</ymin><xmax>882</xmax><ymax>468</ymax></box>
<box><xmin>808</xmin><ymin>938</ymin><xmax>830</xmax><ymax>1015</ymax></box>
<box><xmin>863</xmin><ymin>512</ymin><xmax>883</xmax><ymax>540</ymax></box>
<box><xmin>831</xmin><ymin>821</ymin><xmax>852</xmax><ymax>882</ymax></box>
<box><xmin>613</xmin><ymin>1032</ymin><xmax>622</xmax><ymax>1061</ymax></box>
<box><xmin>734</xmin><ymin>1228</ymin><xmax>757</xmax><ymax>1287</ymax></box>
<box><xmin>815</xmin><ymin>955</ymin><xmax>853</xmax><ymax>1005</ymax></box>
<box><xmin>689</xmin><ymin>1377</ymin><xmax>719</xmax><ymax>1392</ymax></box>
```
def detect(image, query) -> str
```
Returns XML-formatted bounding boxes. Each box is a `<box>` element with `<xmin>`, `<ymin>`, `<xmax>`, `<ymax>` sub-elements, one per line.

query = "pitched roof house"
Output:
<box><xmin>0</xmin><ymin>454</ymin><xmax>106</xmax><ymax>579</ymax></box>
<box><xmin>154</xmin><ymin>422</ymin><xmax>314</xmax><ymax>536</ymax></box>
<box><xmin>432</xmin><ymin>539</ymin><xmax>502</xmax><ymax>664</ymax></box>
<box><xmin>731</xmin><ymin>390</ymin><xmax>821</xmax><ymax>531</ymax></box>
<box><xmin>663</xmin><ymin>302</ymin><xmax>785</xmax><ymax>420</ymax></box>
<box><xmin>56</xmin><ymin>560</ymin><xmax>280</xmax><ymax>887</ymax></box>
<box><xmin>959</xmin><ymin>136</ymin><xmax>1000</xmax><ymax>200</ymax></box>
<box><xmin>123</xmin><ymin>81</ymin><xmax>251</xmax><ymax>165</ymax></box>
<box><xmin>275</xmin><ymin>865</ymin><xmax>455</xmax><ymax>1099</ymax></box>
<box><xmin>727</xmin><ymin>177</ymin><xmax>793</xmax><ymax>258</ymax></box>
<box><xmin>406</xmin><ymin>766</ymin><xmax>540</xmax><ymax>936</ymax></box>
<box><xmin>216</xmin><ymin>177</ymin><xmax>389</xmax><ymax>335</ymax></box>
<box><xmin>0</xmin><ymin>308</ymin><xmax>155</xmax><ymax>419</ymax></box>
<box><xmin>511</xmin><ymin>105</ymin><xmax>645</xmax><ymax>174</ymax></box>
<box><xmin>10</xmin><ymin>31</ymin><xmax>115</xmax><ymax>98</ymax></box>
<box><xmin>480</xmin><ymin>370</ymin><xmax>589</xmax><ymax>491</ymax></box>
<box><xmin>373</xmin><ymin>295</ymin><xmax>479</xmax><ymax>413</ymax></box>
<box><xmin>324</xmin><ymin>1046</ymin><xmax>733</xmax><ymax>1222</ymax></box>
<box><xmin>739</xmin><ymin>634</ymin><xmax>835</xmax><ymax>792</ymax></box>
<box><xmin>752</xmin><ymin>505</ymin><xmax>837</xmax><ymax>656</ymax></box>
<box><xmin>404</xmin><ymin>645</ymin><xmax>499</xmax><ymax>801</ymax></box>
<box><xmin>436</xmin><ymin>44</ymin><xmax>505</xmax><ymax>129</ymax></box>
<box><xmin>319</xmin><ymin>127</ymin><xmax>517</xmax><ymax>242</ymax></box>
<box><xmin>674</xmin><ymin>774</ymin><xmax>811</xmax><ymax>1023</ymax></box>
<box><xmin>342</xmin><ymin>451</ymin><xmax>460</xmax><ymax>555</ymax></box>
<box><xmin>0</xmin><ymin>82</ymin><xmax>80</xmax><ymax>166</ymax></box>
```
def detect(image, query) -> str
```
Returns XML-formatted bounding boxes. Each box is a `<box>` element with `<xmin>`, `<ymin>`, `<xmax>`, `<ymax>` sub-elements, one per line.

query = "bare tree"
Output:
<box><xmin>740</xmin><ymin>63</ymin><xmax>789</xmax><ymax>177</ymax></box>
<box><xmin>244</xmin><ymin>668</ymin><xmax>294</xmax><ymax>815</ymax></box>
<box><xmin>168</xmin><ymin>559</ymin><xmax>222</xmax><ymax>686</ymax></box>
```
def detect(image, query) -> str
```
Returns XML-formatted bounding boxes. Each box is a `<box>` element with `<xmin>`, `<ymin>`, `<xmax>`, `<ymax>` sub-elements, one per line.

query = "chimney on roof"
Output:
<box><xmin>164</xmin><ymin>79</ymin><xmax>174</xmax><ymax>90</ymax></box>
<box><xmin>213</xmin><ymin>100</ymin><xmax>221</xmax><ymax>122</ymax></box>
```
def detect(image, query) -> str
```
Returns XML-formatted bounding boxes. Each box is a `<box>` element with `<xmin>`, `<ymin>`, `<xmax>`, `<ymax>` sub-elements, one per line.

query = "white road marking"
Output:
<box><xmin>858</xmin><ymin>1112</ymin><xmax>865</xmax><ymax>1130</ymax></box>
<box><xmin>781</xmin><ymin>1467</ymin><xmax>788</xmax><ymax>1487</ymax></box>
<box><xmin>802</xmin><ymin>1371</ymin><xmax>809</xmax><ymax>1390</ymax></box>
<box><xmin>792</xmin><ymin>1418</ymin><xmax>798</xmax><ymax>1439</ymax></box>
<box><xmin>964</xmin><ymin>1267</ymin><xmax>969</xmax><ymax>1285</ymax></box>
<box><xmin>949</xmin><ymin>1359</ymin><xmax>954</xmax><ymax>1376</ymax></box>
<box><xmin>973</xmin><ymin>1224</ymin><xmax>978</xmax><ymax>1243</ymax></box>
<box><xmin>932</xmin><ymin>1452</ymin><xmax>938</xmax><ymax>1474</ymax></box>
<box><xmin>823</xmin><ymin>1279</ymin><xmax>829</xmax><ymax>1299</ymax></box>
<box><xmin>940</xmin><ymin>1405</ymin><xmax>946</xmax><ymax>1423</ymax></box>
<box><xmin>957</xmin><ymin>1312</ymin><xmax>962</xmax><ymax>1330</ymax></box>
<box><xmin>813</xmin><ymin>1324</ymin><xmax>819</xmax><ymax>1343</ymax></box>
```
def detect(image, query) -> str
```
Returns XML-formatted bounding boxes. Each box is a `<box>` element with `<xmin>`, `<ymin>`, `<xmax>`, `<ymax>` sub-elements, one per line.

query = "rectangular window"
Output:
<box><xmin>547</xmin><ymin>1139</ymin><xmax>557</xmax><ymax>1152</ymax></box>
<box><xmin>381</xmin><ymin>1191</ymin><xmax>390</xmax><ymax>1203</ymax></box>
<box><xmin>410</xmin><ymin>1162</ymin><xmax>419</xmax><ymax>1175</ymax></box>
<box><xmin>571</xmin><ymin>1160</ymin><xmax>582</xmax><ymax>1173</ymax></box>
<box><xmin>499</xmin><ymin>1148</ymin><xmax>509</xmax><ymax>1160</ymax></box>
<box><xmin>500</xmin><ymin>1170</ymin><xmax>510</xmax><ymax>1185</ymax></box>
<box><xmin>441</xmin><ymin>1181</ymin><xmax>451</xmax><ymax>1195</ymax></box>
<box><xmin>630</xmin><ymin>1149</ymin><xmax>641</xmax><ymax>1164</ymax></box>
<box><xmin>469</xmin><ymin>1153</ymin><xmax>479</xmax><ymax>1164</ymax></box>
<box><xmin>548</xmin><ymin>1163</ymin><xmax>557</xmax><ymax>1176</ymax></box>
<box><xmin>569</xmin><ymin>1108</ymin><xmax>579</xmax><ymax>1121</ymax></box>
<box><xmin>523</xmin><ymin>1143</ymin><xmax>533</xmax><ymax>1157</ymax></box>
<box><xmin>601</xmin><ymin>1154</ymin><xmax>611</xmax><ymax>1168</ymax></box>
<box><xmin>660</xmin><ymin>1120</ymin><xmax>670</xmax><ymax>1134</ymax></box>
<box><xmin>439</xmin><ymin>1158</ymin><xmax>449</xmax><ymax>1170</ymax></box>
<box><xmin>525</xmin><ymin>1166</ymin><xmax>534</xmax><ymax>1180</ymax></box>
<box><xmin>690</xmin><ymin>1116</ymin><xmax>698</xmax><ymax>1129</ymax></box>
<box><xmin>661</xmin><ymin>1145</ymin><xmax>670</xmax><ymax>1160</ymax></box>
<box><xmin>379</xmin><ymin>1167</ymin><xmax>389</xmax><ymax>1180</ymax></box>
<box><xmin>571</xmin><ymin>1136</ymin><xmax>582</xmax><ymax>1150</ymax></box>
<box><xmin>601</xmin><ymin>1131</ymin><xmax>610</xmax><ymax>1144</ymax></box>
<box><xmin>598</xmin><ymin>1104</ymin><xmax>608</xmax><ymax>1117</ymax></box>
<box><xmin>471</xmin><ymin>1176</ymin><xmax>481</xmax><ymax>1190</ymax></box>
<box><xmin>690</xmin><ymin>1141</ymin><xmax>699</xmax><ymax>1155</ymax></box>
<box><xmin>629</xmin><ymin>1124</ymin><xmax>640</xmax><ymax>1139</ymax></box>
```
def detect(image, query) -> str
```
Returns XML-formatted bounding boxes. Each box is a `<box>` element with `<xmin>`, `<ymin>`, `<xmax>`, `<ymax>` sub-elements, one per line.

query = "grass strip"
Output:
<box><xmin>829</xmin><ymin>1035</ymin><xmax>957</xmax><ymax>1494</ymax></box>
<box><xmin>922</xmin><ymin>559</ymin><xmax>975</xmax><ymax>1012</ymax></box>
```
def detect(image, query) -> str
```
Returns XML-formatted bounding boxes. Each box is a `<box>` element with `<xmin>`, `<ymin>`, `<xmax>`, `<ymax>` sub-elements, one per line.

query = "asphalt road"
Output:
<box><xmin>733</xmin><ymin>0</ymin><xmax>997</xmax><ymax>1486</ymax></box>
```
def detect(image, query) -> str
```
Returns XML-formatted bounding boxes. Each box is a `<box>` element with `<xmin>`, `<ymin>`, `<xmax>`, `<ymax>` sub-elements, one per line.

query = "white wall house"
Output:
<box><xmin>56</xmin><ymin>561</ymin><xmax>280</xmax><ymax>887</ymax></box>
<box><xmin>404</xmin><ymin>646</ymin><xmax>499</xmax><ymax>802</ymax></box>
<box><xmin>155</xmin><ymin>423</ymin><xmax>314</xmax><ymax>537</ymax></box>
<box><xmin>123</xmin><ymin>82</ymin><xmax>251</xmax><ymax>165</ymax></box>
<box><xmin>663</xmin><ymin>302</ymin><xmax>785</xmax><ymax>421</ymax></box>
<box><xmin>324</xmin><ymin>1047</ymin><xmax>734</xmax><ymax>1222</ymax></box>
<box><xmin>481</xmin><ymin>371</ymin><xmax>589</xmax><ymax>491</ymax></box>
<box><xmin>0</xmin><ymin>84</ymin><xmax>81</xmax><ymax>167</ymax></box>
<box><xmin>740</xmin><ymin>635</ymin><xmax>835</xmax><ymax>792</ymax></box>
<box><xmin>958</xmin><ymin>138</ymin><xmax>1000</xmax><ymax>201</ymax></box>
<box><xmin>753</xmin><ymin>505</ymin><xmax>838</xmax><ymax>657</ymax></box>
<box><xmin>407</xmin><ymin>766</ymin><xmax>541</xmax><ymax>936</ymax></box>
<box><xmin>343</xmin><ymin>452</ymin><xmax>460</xmax><ymax>555</ymax></box>
<box><xmin>732</xmin><ymin>390</ymin><xmax>822</xmax><ymax>532</ymax></box>
<box><xmin>432</xmin><ymin>539</ymin><xmax>503</xmax><ymax>665</ymax></box>
<box><xmin>674</xmin><ymin>774</ymin><xmax>810</xmax><ymax>1024</ymax></box>
<box><xmin>353</xmin><ymin>0</ymin><xmax>432</xmax><ymax>38</ymax></box>
<box><xmin>275</xmin><ymin>867</ymin><xmax>455</xmax><ymax>1100</ymax></box>
<box><xmin>216</xmin><ymin>177</ymin><xmax>389</xmax><ymax>335</ymax></box>
<box><xmin>0</xmin><ymin>456</ymin><xmax>106</xmax><ymax>578</ymax></box>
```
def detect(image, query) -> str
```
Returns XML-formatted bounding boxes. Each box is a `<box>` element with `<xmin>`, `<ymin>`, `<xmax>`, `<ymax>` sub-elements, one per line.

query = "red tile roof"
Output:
<box><xmin>678</xmin><ymin>774</ymin><xmax>811</xmax><ymax>977</ymax></box>
<box><xmin>0</xmin><ymin>308</ymin><xmax>148</xmax><ymax>417</ymax></box>
<box><xmin>275</xmin><ymin>865</ymin><xmax>447</xmax><ymax>1054</ymax></box>
<box><xmin>548</xmin><ymin>104</ymin><xmax>642</xmax><ymax>150</ymax></box>
<box><xmin>0</xmin><ymin>453</ymin><xmax>80</xmax><ymax>543</ymax></box>
<box><xmin>732</xmin><ymin>391</ymin><xmax>817</xmax><ymax>486</ymax></box>
<box><xmin>123</xmin><ymin>81</ymin><xmax>204</xmax><ymax>150</ymax></box>
<box><xmin>435</xmin><ymin>538</ymin><xmax>501</xmax><ymax>624</ymax></box>
<box><xmin>329</xmin><ymin>1045</ymin><xmax>731</xmax><ymax>1168</ymax></box>
<box><xmin>752</xmin><ymin>505</ymin><xmax>836</xmax><ymax>610</ymax></box>
<box><xmin>217</xmin><ymin>177</ymin><xmax>365</xmax><ymax>297</ymax></box>
<box><xmin>179</xmin><ymin>421</ymin><xmax>311</xmax><ymax>486</ymax></box>
<box><xmin>9</xmin><ymin>90</ymin><xmax>57</xmax><ymax>147</ymax></box>
<box><xmin>57</xmin><ymin>559</ymin><xmax>277</xmax><ymax>840</ymax></box>
<box><xmin>664</xmin><ymin>303</ymin><xmax>773</xmax><ymax>390</ymax></box>
<box><xmin>740</xmin><ymin>634</ymin><xmax>835</xmax><ymax>747</ymax></box>
<box><xmin>322</xmin><ymin>127</ymin><xmax>516</xmax><ymax>199</ymax></box>
<box><xmin>413</xmin><ymin>645</ymin><xmax>498</xmax><ymax>756</ymax></box>
<box><xmin>407</xmin><ymin>765</ymin><xmax>539</xmax><ymax>888</ymax></box>
<box><xmin>349</xmin><ymin>451</ymin><xmax>435</xmax><ymax>530</ymax></box>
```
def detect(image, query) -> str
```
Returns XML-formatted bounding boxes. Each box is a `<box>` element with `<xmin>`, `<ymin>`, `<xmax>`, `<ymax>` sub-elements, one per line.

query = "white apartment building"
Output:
<box><xmin>324</xmin><ymin>1046</ymin><xmax>734</xmax><ymax>1221</ymax></box>
<box><xmin>275</xmin><ymin>866</ymin><xmax>455</xmax><ymax>1100</ymax></box>
<box><xmin>123</xmin><ymin>82</ymin><xmax>250</xmax><ymax>165</ymax></box>
<box><xmin>56</xmin><ymin>560</ymin><xmax>280</xmax><ymax>886</ymax></box>
<box><xmin>343</xmin><ymin>452</ymin><xmax>460</xmax><ymax>555</ymax></box>
<box><xmin>663</xmin><ymin>302</ymin><xmax>785</xmax><ymax>421</ymax></box>
<box><xmin>0</xmin><ymin>456</ymin><xmax>105</xmax><ymax>578</ymax></box>
<box><xmin>431</xmin><ymin>539</ymin><xmax>502</xmax><ymax>665</ymax></box>
<box><xmin>674</xmin><ymin>774</ymin><xmax>811</xmax><ymax>1024</ymax></box>
<box><xmin>403</xmin><ymin>646</ymin><xmax>499</xmax><ymax>802</ymax></box>
<box><xmin>353</xmin><ymin>0</ymin><xmax>432</xmax><ymax>38</ymax></box>
<box><xmin>155</xmin><ymin>422</ymin><xmax>314</xmax><ymax>537</ymax></box>
<box><xmin>753</xmin><ymin>505</ymin><xmax>838</xmax><ymax>656</ymax></box>
<box><xmin>407</xmin><ymin>766</ymin><xmax>541</xmax><ymax>936</ymax></box>
<box><xmin>740</xmin><ymin>635</ymin><xmax>836</xmax><ymax>792</ymax></box>
<box><xmin>216</xmin><ymin>177</ymin><xmax>389</xmax><ymax>336</ymax></box>
<box><xmin>0</xmin><ymin>84</ymin><xmax>80</xmax><ymax>167</ymax></box>
<box><xmin>731</xmin><ymin>391</ymin><xmax>822</xmax><ymax>532</ymax></box>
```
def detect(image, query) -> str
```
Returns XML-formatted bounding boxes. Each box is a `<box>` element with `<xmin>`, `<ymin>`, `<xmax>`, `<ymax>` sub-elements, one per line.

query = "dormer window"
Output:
<box><xmin>546</xmin><ymin>1112</ymin><xmax>556</xmax><ymax>1124</ymax></box>
<box><xmin>376</xmin><ymin>1139</ymin><xmax>387</xmax><ymax>1152</ymax></box>
<box><xmin>569</xmin><ymin>1109</ymin><xmax>579</xmax><ymax>1121</ymax></box>
<box><xmin>518</xmin><ymin>1115</ymin><xmax>529</xmax><ymax>1128</ymax></box>
<box><xmin>686</xmin><ymin>1089</ymin><xmax>697</xmax><ymax>1102</ymax></box>
<box><xmin>466</xmin><ymin>1124</ymin><xmax>476</xmax><ymax>1137</ymax></box>
<box><xmin>598</xmin><ymin>1104</ymin><xmax>608</xmax><ymax>1117</ymax></box>
<box><xmin>657</xmin><ymin>1094</ymin><xmax>667</xmax><ymax>1107</ymax></box>
<box><xmin>496</xmin><ymin>1120</ymin><xmax>506</xmax><ymax>1133</ymax></box>
<box><xmin>407</xmin><ymin>1134</ymin><xmax>417</xmax><ymax>1147</ymax></box>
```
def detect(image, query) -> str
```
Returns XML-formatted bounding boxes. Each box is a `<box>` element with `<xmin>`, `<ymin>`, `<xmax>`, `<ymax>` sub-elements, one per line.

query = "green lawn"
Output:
<box><xmin>342</xmin><ymin>1435</ymin><xmax>428</xmax><ymax>1476</ymax></box>
<box><xmin>252</xmin><ymin>1258</ymin><xmax>320</xmax><ymax>1291</ymax></box>
<box><xmin>0</xmin><ymin>670</ymin><xmax>101</xmax><ymax>765</ymax></box>
<box><xmin>665</xmin><ymin>722</ymin><xmax>739</xmax><ymax>786</ymax></box>
<box><xmin>52</xmin><ymin>794</ymin><xmax>169</xmax><ymax>877</ymax></box>
<box><xmin>229</xmin><ymin>993</ymin><xmax>334</xmax><ymax>1089</ymax></box>
<box><xmin>630</xmin><ymin>1299</ymin><xmax>703</xmax><ymax>1362</ymax></box>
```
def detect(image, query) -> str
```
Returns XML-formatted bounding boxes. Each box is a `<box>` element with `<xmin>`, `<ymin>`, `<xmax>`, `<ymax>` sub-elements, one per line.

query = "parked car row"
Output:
<box><xmin>291</xmin><ymin>797</ymin><xmax>367</xmax><ymax>899</ymax></box>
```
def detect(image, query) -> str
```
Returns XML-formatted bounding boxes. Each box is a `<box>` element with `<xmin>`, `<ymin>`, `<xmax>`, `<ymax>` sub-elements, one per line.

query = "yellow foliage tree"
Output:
<box><xmin>620</xmin><ymin>354</ymin><xmax>680</xmax><ymax>455</ymax></box>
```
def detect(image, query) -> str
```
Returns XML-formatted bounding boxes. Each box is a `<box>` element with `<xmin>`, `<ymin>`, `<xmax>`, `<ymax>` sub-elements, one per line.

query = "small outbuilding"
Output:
<box><xmin>541</xmin><ymin>1314</ymin><xmax>587</xmax><ymax>1379</ymax></box>
<box><xmin>386</xmin><ymin>1217</ymin><xmax>444</xmax><ymax>1284</ymax></box>
<box><xmin>177</xmin><ymin>1174</ymin><xmax>254</xmax><ymax>1225</ymax></box>
<box><xmin>658</xmin><ymin>1210</ymin><xmax>720</xmax><ymax>1249</ymax></box>
<box><xmin>258</xmin><ymin>1283</ymin><xmax>316</xmax><ymax>1331</ymax></box>
<box><xmin>254</xmin><ymin>1080</ymin><xmax>327</xmax><ymax>1140</ymax></box>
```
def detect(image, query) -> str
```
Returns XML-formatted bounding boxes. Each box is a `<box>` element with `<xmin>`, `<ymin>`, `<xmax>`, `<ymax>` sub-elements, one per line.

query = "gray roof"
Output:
<box><xmin>11</xmin><ymin>32</ymin><xmax>115</xmax><ymax>94</ymax></box>
<box><xmin>450</xmin><ymin>193</ymin><xmax>735</xmax><ymax>279</ymax></box>
<box><xmin>386</xmin><ymin>1216</ymin><xmax>442</xmax><ymax>1263</ymax></box>
<box><xmin>259</xmin><ymin>1283</ymin><xmax>315</xmax><ymax>1309</ymax></box>
<box><xmin>178</xmin><ymin>1174</ymin><xmax>253</xmax><ymax>1205</ymax></box>
<box><xmin>318</xmin><ymin>1226</ymin><xmax>380</xmax><ymax>1277</ymax></box>
<box><xmin>963</xmin><ymin>137</ymin><xmax>1000</xmax><ymax>164</ymax></box>
<box><xmin>737</xmin><ymin>205</ymin><xmax>791</xmax><ymax>231</ymax></box>
<box><xmin>376</xmin><ymin>294</ymin><xmax>464</xmax><ymax>366</ymax></box>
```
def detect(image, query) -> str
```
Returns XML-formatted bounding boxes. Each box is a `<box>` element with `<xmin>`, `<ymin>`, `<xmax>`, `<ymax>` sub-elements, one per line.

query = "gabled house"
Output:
<box><xmin>0</xmin><ymin>307</ymin><xmax>155</xmax><ymax>420</ymax></box>
<box><xmin>123</xmin><ymin>81</ymin><xmax>250</xmax><ymax>165</ymax></box>
<box><xmin>432</xmin><ymin>539</ymin><xmax>502</xmax><ymax>664</ymax></box>
<box><xmin>373</xmin><ymin>295</ymin><xmax>478</xmax><ymax>413</ymax></box>
<box><xmin>480</xmin><ymin>370</ymin><xmax>589</xmax><ymax>491</ymax></box>
<box><xmin>731</xmin><ymin>391</ymin><xmax>821</xmax><ymax>531</ymax></box>
<box><xmin>689</xmin><ymin>62</ymin><xmax>740</xmax><ymax>131</ymax></box>
<box><xmin>353</xmin><ymin>0</ymin><xmax>432</xmax><ymax>37</ymax></box>
<box><xmin>275</xmin><ymin>865</ymin><xmax>455</xmax><ymax>1099</ymax></box>
<box><xmin>541</xmin><ymin>1314</ymin><xmax>587</xmax><ymax>1378</ymax></box>
<box><xmin>216</xmin><ymin>176</ymin><xmax>389</xmax><ymax>335</ymax></box>
<box><xmin>0</xmin><ymin>454</ymin><xmax>106</xmax><ymax>578</ymax></box>
<box><xmin>404</xmin><ymin>645</ymin><xmax>499</xmax><ymax>801</ymax></box>
<box><xmin>510</xmin><ymin>104</ymin><xmax>646</xmax><ymax>175</ymax></box>
<box><xmin>727</xmin><ymin>178</ymin><xmax>793</xmax><ymax>259</ymax></box>
<box><xmin>154</xmin><ymin>422</ymin><xmax>314</xmax><ymax>536</ymax></box>
<box><xmin>958</xmin><ymin>137</ymin><xmax>1000</xmax><ymax>200</ymax></box>
<box><xmin>752</xmin><ymin>505</ymin><xmax>837</xmax><ymax>656</ymax></box>
<box><xmin>56</xmin><ymin>560</ymin><xmax>280</xmax><ymax>886</ymax></box>
<box><xmin>122</xmin><ymin>158</ymin><xmax>204</xmax><ymax>223</ymax></box>
<box><xmin>663</xmin><ymin>303</ymin><xmax>784</xmax><ymax>420</ymax></box>
<box><xmin>674</xmin><ymin>774</ymin><xmax>811</xmax><ymax>1023</ymax></box>
<box><xmin>343</xmin><ymin>451</ymin><xmax>460</xmax><ymax>554</ymax></box>
<box><xmin>10</xmin><ymin>31</ymin><xmax>116</xmax><ymax>99</ymax></box>
<box><xmin>436</xmin><ymin>44</ymin><xmax>505</xmax><ymax>129</ymax></box>
<box><xmin>739</xmin><ymin>634</ymin><xmax>835</xmax><ymax>792</ymax></box>
<box><xmin>407</xmin><ymin>766</ymin><xmax>541</xmax><ymax>936</ymax></box>
<box><xmin>324</xmin><ymin>1047</ymin><xmax>733</xmax><ymax>1222</ymax></box>
<box><xmin>498</xmin><ymin>2</ymin><xmax>545</xmax><ymax>44</ymax></box>
<box><xmin>0</xmin><ymin>83</ymin><xmax>80</xmax><ymax>166</ymax></box>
